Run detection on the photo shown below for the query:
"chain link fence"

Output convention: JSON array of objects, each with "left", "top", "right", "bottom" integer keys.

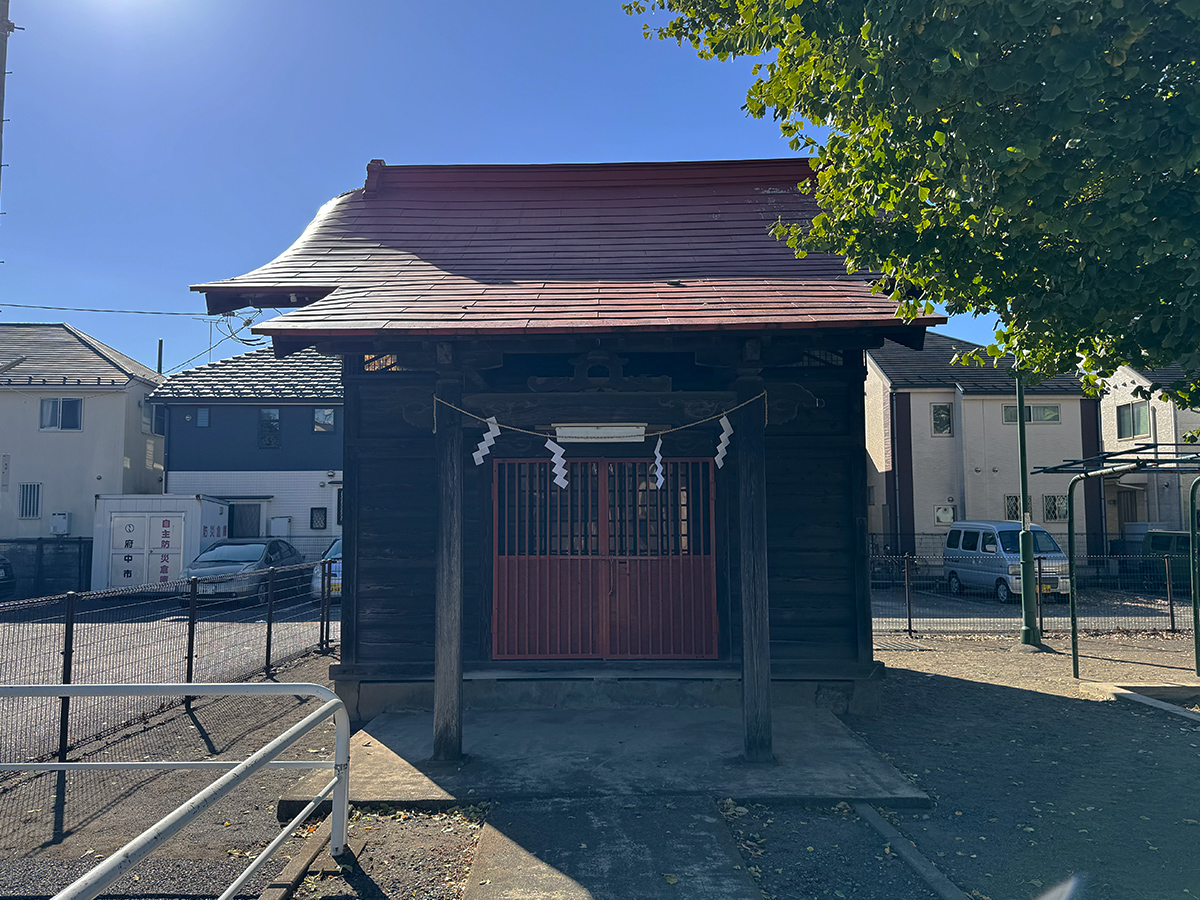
[
  {"left": 871, "top": 551, "right": 1197, "bottom": 635},
  {"left": 0, "top": 561, "right": 340, "bottom": 770}
]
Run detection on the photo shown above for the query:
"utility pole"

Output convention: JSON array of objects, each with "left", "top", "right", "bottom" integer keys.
[{"left": 0, "top": 0, "right": 20, "bottom": 217}]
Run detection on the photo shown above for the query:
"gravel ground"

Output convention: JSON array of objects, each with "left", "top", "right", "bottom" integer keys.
[
  {"left": 847, "top": 632, "right": 1200, "bottom": 900},
  {"left": 0, "top": 651, "right": 341, "bottom": 899},
  {"left": 295, "top": 804, "right": 486, "bottom": 900}
]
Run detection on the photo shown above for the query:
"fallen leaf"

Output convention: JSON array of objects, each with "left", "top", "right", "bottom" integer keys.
[{"left": 663, "top": 873, "right": 679, "bottom": 884}]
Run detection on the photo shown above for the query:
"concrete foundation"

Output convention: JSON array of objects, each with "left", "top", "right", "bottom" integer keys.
[{"left": 335, "top": 669, "right": 883, "bottom": 725}]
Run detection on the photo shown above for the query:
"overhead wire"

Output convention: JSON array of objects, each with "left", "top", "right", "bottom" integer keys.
[{"left": 0, "top": 302, "right": 208, "bottom": 317}]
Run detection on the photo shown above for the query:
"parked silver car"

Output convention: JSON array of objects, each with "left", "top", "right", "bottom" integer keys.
[
  {"left": 310, "top": 537, "right": 342, "bottom": 600},
  {"left": 183, "top": 538, "right": 305, "bottom": 605},
  {"left": 943, "top": 520, "right": 1068, "bottom": 603}
]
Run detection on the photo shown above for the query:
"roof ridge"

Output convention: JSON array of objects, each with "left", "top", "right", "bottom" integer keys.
[{"left": 61, "top": 324, "right": 162, "bottom": 383}]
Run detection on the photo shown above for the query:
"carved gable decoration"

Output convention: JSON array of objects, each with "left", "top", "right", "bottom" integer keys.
[
  {"left": 527, "top": 350, "right": 672, "bottom": 393},
  {"left": 767, "top": 382, "right": 824, "bottom": 424}
]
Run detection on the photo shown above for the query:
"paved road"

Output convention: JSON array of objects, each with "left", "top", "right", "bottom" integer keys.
[{"left": 872, "top": 584, "right": 1190, "bottom": 634}]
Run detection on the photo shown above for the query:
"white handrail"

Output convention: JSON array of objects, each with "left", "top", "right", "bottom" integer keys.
[{"left": 0, "top": 682, "right": 349, "bottom": 900}]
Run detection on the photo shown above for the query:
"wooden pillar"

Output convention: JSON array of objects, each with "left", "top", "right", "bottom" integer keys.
[
  {"left": 736, "top": 374, "right": 773, "bottom": 762},
  {"left": 433, "top": 377, "right": 463, "bottom": 761}
]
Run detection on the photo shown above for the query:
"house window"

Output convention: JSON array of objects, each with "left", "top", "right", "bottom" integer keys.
[
  {"left": 196, "top": 407, "right": 210, "bottom": 427},
  {"left": 867, "top": 485, "right": 875, "bottom": 506},
  {"left": 141, "top": 401, "right": 166, "bottom": 436},
  {"left": 1116, "top": 401, "right": 1150, "bottom": 440},
  {"left": 228, "top": 503, "right": 261, "bottom": 538},
  {"left": 934, "top": 505, "right": 956, "bottom": 526},
  {"left": 1003, "top": 404, "right": 1060, "bottom": 424},
  {"left": 39, "top": 398, "right": 82, "bottom": 431},
  {"left": 18, "top": 483, "right": 41, "bottom": 519},
  {"left": 337, "top": 488, "right": 343, "bottom": 525},
  {"left": 1004, "top": 494, "right": 1033, "bottom": 520},
  {"left": 258, "top": 408, "right": 281, "bottom": 449},
  {"left": 930, "top": 403, "right": 953, "bottom": 436},
  {"left": 310, "top": 507, "right": 328, "bottom": 530},
  {"left": 1044, "top": 494, "right": 1069, "bottom": 522},
  {"left": 313, "top": 408, "right": 335, "bottom": 433}
]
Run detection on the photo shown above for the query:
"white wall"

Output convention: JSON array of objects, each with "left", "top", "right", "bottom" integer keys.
[
  {"left": 0, "top": 383, "right": 163, "bottom": 539},
  {"left": 906, "top": 388, "right": 959, "bottom": 531},
  {"left": 1099, "top": 367, "right": 1197, "bottom": 533},
  {"left": 905, "top": 391, "right": 1086, "bottom": 545},
  {"left": 165, "top": 470, "right": 343, "bottom": 561},
  {"left": 863, "top": 358, "right": 891, "bottom": 536}
]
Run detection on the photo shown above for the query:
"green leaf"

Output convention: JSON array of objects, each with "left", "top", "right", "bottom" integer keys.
[{"left": 627, "top": 0, "right": 1200, "bottom": 394}]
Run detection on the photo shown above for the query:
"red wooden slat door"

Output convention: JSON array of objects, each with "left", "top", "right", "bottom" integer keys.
[{"left": 493, "top": 458, "right": 717, "bottom": 660}]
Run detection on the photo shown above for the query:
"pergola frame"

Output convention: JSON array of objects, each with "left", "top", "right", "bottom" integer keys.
[{"left": 1034, "top": 445, "right": 1200, "bottom": 678}]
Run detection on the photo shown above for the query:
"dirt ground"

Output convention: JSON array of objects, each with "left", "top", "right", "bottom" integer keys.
[
  {"left": 295, "top": 805, "right": 486, "bottom": 900},
  {"left": 5, "top": 634, "right": 1199, "bottom": 900},
  {"left": 843, "top": 632, "right": 1200, "bottom": 900},
  {"left": 0, "top": 651, "right": 343, "bottom": 898},
  {"left": 720, "top": 798, "right": 940, "bottom": 900},
  {"left": 298, "top": 633, "right": 1200, "bottom": 900}
]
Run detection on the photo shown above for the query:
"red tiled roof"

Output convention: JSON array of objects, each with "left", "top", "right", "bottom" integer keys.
[{"left": 192, "top": 158, "right": 939, "bottom": 340}]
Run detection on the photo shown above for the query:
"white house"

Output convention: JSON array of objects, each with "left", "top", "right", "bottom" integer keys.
[
  {"left": 0, "top": 323, "right": 165, "bottom": 541},
  {"left": 1099, "top": 364, "right": 1200, "bottom": 545},
  {"left": 865, "top": 333, "right": 1104, "bottom": 556}
]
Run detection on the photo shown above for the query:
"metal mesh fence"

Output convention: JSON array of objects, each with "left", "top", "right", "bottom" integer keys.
[
  {"left": 0, "top": 561, "right": 339, "bottom": 768},
  {"left": 0, "top": 537, "right": 92, "bottom": 601},
  {"left": 871, "top": 552, "right": 1198, "bottom": 635}
]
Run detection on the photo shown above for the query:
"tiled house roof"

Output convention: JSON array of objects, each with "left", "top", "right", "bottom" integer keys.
[
  {"left": 868, "top": 332, "right": 1085, "bottom": 395},
  {"left": 192, "top": 158, "right": 941, "bottom": 346},
  {"left": 149, "top": 347, "right": 342, "bottom": 402},
  {"left": 0, "top": 323, "right": 162, "bottom": 386}
]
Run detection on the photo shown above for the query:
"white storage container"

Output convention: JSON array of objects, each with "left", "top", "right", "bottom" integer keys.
[{"left": 91, "top": 494, "right": 228, "bottom": 591}]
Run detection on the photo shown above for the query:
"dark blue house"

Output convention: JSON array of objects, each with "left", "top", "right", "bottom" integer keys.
[{"left": 150, "top": 347, "right": 343, "bottom": 560}]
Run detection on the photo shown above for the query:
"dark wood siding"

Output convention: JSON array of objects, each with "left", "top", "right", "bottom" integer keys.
[
  {"left": 339, "top": 338, "right": 881, "bottom": 678},
  {"left": 354, "top": 449, "right": 437, "bottom": 663},
  {"left": 759, "top": 368, "right": 865, "bottom": 665}
]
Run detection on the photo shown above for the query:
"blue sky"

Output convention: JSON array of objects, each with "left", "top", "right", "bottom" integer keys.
[{"left": 0, "top": 0, "right": 994, "bottom": 372}]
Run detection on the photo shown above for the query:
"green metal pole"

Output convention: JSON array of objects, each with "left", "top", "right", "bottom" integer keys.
[
  {"left": 1016, "top": 373, "right": 1039, "bottom": 645},
  {"left": 1191, "top": 477, "right": 1200, "bottom": 677}
]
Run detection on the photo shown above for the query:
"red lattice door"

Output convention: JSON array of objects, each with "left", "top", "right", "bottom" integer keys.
[{"left": 493, "top": 458, "right": 717, "bottom": 659}]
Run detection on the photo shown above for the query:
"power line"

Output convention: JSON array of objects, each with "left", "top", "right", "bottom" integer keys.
[
  {"left": 164, "top": 313, "right": 265, "bottom": 374},
  {"left": 0, "top": 302, "right": 210, "bottom": 317}
]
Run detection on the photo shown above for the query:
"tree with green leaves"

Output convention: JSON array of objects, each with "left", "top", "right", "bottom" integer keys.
[{"left": 626, "top": 0, "right": 1200, "bottom": 400}]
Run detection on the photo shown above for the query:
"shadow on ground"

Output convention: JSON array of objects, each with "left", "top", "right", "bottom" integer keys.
[{"left": 846, "top": 661, "right": 1200, "bottom": 900}]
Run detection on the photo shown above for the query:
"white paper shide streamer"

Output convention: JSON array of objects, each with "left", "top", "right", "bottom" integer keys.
[
  {"left": 472, "top": 416, "right": 501, "bottom": 466},
  {"left": 714, "top": 415, "right": 733, "bottom": 468},
  {"left": 545, "top": 438, "right": 569, "bottom": 488},
  {"left": 652, "top": 437, "right": 665, "bottom": 489}
]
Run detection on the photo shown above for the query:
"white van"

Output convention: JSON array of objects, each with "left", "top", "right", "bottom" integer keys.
[{"left": 943, "top": 520, "right": 1068, "bottom": 603}]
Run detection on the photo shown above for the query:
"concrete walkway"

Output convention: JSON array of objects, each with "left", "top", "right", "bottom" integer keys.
[
  {"left": 282, "top": 707, "right": 927, "bottom": 899},
  {"left": 296, "top": 707, "right": 928, "bottom": 807}
]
